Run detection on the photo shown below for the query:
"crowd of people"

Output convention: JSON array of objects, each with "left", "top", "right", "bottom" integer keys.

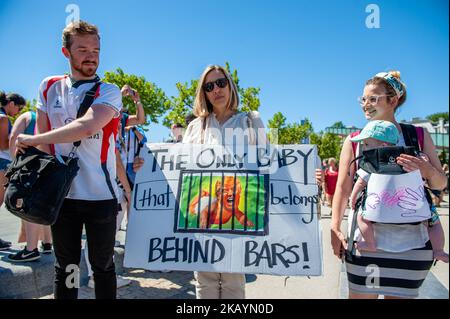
[{"left": 0, "top": 20, "right": 448, "bottom": 299}]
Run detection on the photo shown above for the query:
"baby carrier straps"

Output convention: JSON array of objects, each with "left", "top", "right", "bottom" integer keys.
[
  {"left": 346, "top": 131, "right": 362, "bottom": 260},
  {"left": 346, "top": 124, "right": 430, "bottom": 259},
  {"left": 400, "top": 123, "right": 436, "bottom": 205}
]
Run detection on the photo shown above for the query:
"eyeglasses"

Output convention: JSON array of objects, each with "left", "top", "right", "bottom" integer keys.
[
  {"left": 357, "top": 95, "right": 394, "bottom": 105},
  {"left": 203, "top": 78, "right": 228, "bottom": 93}
]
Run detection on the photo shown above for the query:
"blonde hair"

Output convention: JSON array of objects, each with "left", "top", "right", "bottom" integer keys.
[
  {"left": 193, "top": 65, "right": 239, "bottom": 118},
  {"left": 366, "top": 70, "right": 407, "bottom": 111},
  {"left": 62, "top": 20, "right": 100, "bottom": 50}
]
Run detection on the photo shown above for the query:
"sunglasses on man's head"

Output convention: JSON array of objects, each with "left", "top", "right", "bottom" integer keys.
[{"left": 203, "top": 78, "right": 228, "bottom": 93}]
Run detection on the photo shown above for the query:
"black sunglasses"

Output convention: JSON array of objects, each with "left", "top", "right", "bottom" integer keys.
[{"left": 203, "top": 78, "right": 228, "bottom": 93}]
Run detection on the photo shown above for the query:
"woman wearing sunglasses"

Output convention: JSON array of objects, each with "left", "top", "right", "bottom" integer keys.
[
  {"left": 182, "top": 65, "right": 266, "bottom": 299},
  {"left": 330, "top": 70, "right": 447, "bottom": 299}
]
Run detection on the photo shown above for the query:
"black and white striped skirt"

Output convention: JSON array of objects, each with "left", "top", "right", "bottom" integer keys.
[{"left": 345, "top": 241, "right": 434, "bottom": 298}]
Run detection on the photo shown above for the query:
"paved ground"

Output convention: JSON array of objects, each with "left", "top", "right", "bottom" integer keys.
[{"left": 1, "top": 197, "right": 448, "bottom": 299}]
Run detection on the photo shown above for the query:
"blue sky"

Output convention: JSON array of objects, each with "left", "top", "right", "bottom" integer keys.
[{"left": 0, "top": 0, "right": 448, "bottom": 142}]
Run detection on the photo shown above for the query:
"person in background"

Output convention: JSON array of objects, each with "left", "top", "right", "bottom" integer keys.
[
  {"left": 166, "top": 114, "right": 197, "bottom": 144},
  {"left": 8, "top": 110, "right": 53, "bottom": 261},
  {"left": 116, "top": 85, "right": 146, "bottom": 188},
  {"left": 0, "top": 91, "right": 25, "bottom": 251},
  {"left": 166, "top": 123, "right": 184, "bottom": 143},
  {"left": 122, "top": 125, "right": 147, "bottom": 187},
  {"left": 119, "top": 85, "right": 146, "bottom": 136},
  {"left": 319, "top": 158, "right": 328, "bottom": 203},
  {"left": 323, "top": 157, "right": 338, "bottom": 207}
]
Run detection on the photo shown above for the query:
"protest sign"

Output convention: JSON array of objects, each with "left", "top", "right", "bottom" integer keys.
[{"left": 124, "top": 143, "right": 322, "bottom": 276}]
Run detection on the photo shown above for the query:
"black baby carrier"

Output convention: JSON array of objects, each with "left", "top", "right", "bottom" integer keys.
[
  {"left": 3, "top": 82, "right": 101, "bottom": 225},
  {"left": 346, "top": 124, "right": 434, "bottom": 259}
]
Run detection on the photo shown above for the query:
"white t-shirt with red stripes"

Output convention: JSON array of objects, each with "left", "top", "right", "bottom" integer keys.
[{"left": 36, "top": 75, "right": 122, "bottom": 201}]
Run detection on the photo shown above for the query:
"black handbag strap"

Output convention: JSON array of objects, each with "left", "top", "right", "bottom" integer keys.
[
  {"left": 73, "top": 82, "right": 102, "bottom": 147},
  {"left": 346, "top": 187, "right": 366, "bottom": 261}
]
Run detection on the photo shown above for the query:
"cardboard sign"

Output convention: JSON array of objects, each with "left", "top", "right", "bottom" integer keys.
[
  {"left": 124, "top": 143, "right": 322, "bottom": 276},
  {"left": 363, "top": 170, "right": 432, "bottom": 223}
]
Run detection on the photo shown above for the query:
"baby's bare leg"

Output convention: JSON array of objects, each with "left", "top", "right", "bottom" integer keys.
[{"left": 357, "top": 214, "right": 377, "bottom": 252}]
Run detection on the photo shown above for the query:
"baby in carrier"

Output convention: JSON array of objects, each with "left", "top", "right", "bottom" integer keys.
[{"left": 349, "top": 120, "right": 448, "bottom": 262}]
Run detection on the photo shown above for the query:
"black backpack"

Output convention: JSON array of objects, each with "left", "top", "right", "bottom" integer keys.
[{"left": 3, "top": 82, "right": 101, "bottom": 225}]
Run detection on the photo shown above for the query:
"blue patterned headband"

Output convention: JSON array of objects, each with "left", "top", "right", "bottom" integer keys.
[{"left": 375, "top": 72, "right": 405, "bottom": 98}]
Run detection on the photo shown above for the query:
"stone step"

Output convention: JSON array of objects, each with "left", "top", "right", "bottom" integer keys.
[{"left": 0, "top": 245, "right": 125, "bottom": 299}]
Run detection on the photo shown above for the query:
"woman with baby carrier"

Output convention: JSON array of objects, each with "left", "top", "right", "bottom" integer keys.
[{"left": 330, "top": 70, "right": 448, "bottom": 299}]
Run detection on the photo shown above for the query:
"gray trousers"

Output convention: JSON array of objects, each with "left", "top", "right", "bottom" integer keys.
[{"left": 194, "top": 271, "right": 245, "bottom": 299}]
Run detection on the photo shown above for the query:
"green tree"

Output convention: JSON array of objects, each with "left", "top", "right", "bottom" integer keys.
[
  {"left": 224, "top": 62, "right": 261, "bottom": 113},
  {"left": 319, "top": 133, "right": 341, "bottom": 160},
  {"left": 163, "top": 62, "right": 261, "bottom": 128},
  {"left": 267, "top": 111, "right": 286, "bottom": 129},
  {"left": 309, "top": 132, "right": 322, "bottom": 151},
  {"left": 163, "top": 80, "right": 198, "bottom": 128},
  {"left": 267, "top": 112, "right": 313, "bottom": 144},
  {"left": 426, "top": 112, "right": 449, "bottom": 124},
  {"left": 310, "top": 132, "right": 323, "bottom": 162},
  {"left": 309, "top": 131, "right": 341, "bottom": 160},
  {"left": 103, "top": 68, "right": 169, "bottom": 125}
]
